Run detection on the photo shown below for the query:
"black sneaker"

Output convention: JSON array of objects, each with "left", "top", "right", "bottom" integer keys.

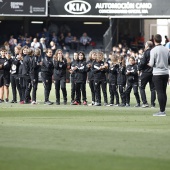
[
  {"left": 151, "top": 103, "right": 156, "bottom": 108},
  {"left": 44, "top": 101, "right": 53, "bottom": 105},
  {"left": 119, "top": 103, "right": 126, "bottom": 107},
  {"left": 56, "top": 101, "right": 60, "bottom": 105},
  {"left": 10, "top": 100, "right": 17, "bottom": 103},
  {"left": 63, "top": 101, "right": 67, "bottom": 105},
  {"left": 0, "top": 99, "right": 2, "bottom": 103},
  {"left": 24, "top": 100, "right": 31, "bottom": 104}
]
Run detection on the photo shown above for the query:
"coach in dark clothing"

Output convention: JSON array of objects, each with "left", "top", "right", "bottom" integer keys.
[
  {"left": 41, "top": 49, "right": 54, "bottom": 105},
  {"left": 149, "top": 34, "right": 170, "bottom": 116},
  {"left": 138, "top": 41, "right": 156, "bottom": 108}
]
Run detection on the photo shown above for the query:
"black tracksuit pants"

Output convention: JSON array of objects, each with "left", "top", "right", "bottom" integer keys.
[
  {"left": 31, "top": 76, "right": 38, "bottom": 102},
  {"left": 152, "top": 75, "right": 169, "bottom": 112},
  {"left": 109, "top": 83, "right": 119, "bottom": 104},
  {"left": 118, "top": 85, "right": 126, "bottom": 104},
  {"left": 23, "top": 76, "right": 31, "bottom": 102},
  {"left": 75, "top": 82, "right": 86, "bottom": 103},
  {"left": 71, "top": 76, "right": 76, "bottom": 101},
  {"left": 139, "top": 73, "right": 156, "bottom": 105},
  {"left": 125, "top": 82, "right": 140, "bottom": 105},
  {"left": 54, "top": 78, "right": 67, "bottom": 102},
  {"left": 94, "top": 80, "right": 108, "bottom": 104},
  {"left": 41, "top": 73, "right": 52, "bottom": 102},
  {"left": 89, "top": 80, "right": 95, "bottom": 102},
  {"left": 10, "top": 75, "right": 22, "bottom": 102}
]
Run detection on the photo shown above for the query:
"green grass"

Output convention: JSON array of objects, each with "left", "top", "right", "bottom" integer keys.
[{"left": 0, "top": 83, "right": 170, "bottom": 170}]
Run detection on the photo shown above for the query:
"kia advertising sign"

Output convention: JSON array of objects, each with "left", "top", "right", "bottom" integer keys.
[
  {"left": 64, "top": 0, "right": 91, "bottom": 14},
  {"left": 0, "top": 0, "right": 48, "bottom": 16},
  {"left": 50, "top": 0, "right": 170, "bottom": 18}
]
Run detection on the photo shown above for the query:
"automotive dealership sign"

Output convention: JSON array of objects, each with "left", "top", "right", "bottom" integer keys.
[
  {"left": 0, "top": 0, "right": 47, "bottom": 16},
  {"left": 50, "top": 0, "right": 170, "bottom": 18}
]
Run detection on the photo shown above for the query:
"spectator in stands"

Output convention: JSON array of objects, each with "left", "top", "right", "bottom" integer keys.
[
  {"left": 31, "top": 38, "right": 40, "bottom": 50},
  {"left": 34, "top": 33, "right": 40, "bottom": 41},
  {"left": 8, "top": 35, "right": 15, "bottom": 47},
  {"left": 10, "top": 39, "right": 18, "bottom": 55},
  {"left": 165, "top": 35, "right": 169, "bottom": 45},
  {"left": 23, "top": 38, "right": 31, "bottom": 47},
  {"left": 65, "top": 32, "right": 74, "bottom": 49},
  {"left": 49, "top": 41, "right": 56, "bottom": 55},
  {"left": 80, "top": 32, "right": 91, "bottom": 49},
  {"left": 58, "top": 33, "right": 66, "bottom": 50},
  {"left": 51, "top": 32, "right": 58, "bottom": 45},
  {"left": 4, "top": 41, "right": 11, "bottom": 54},
  {"left": 40, "top": 38, "right": 47, "bottom": 58},
  {"left": 71, "top": 36, "right": 79, "bottom": 51},
  {"left": 42, "top": 28, "right": 50, "bottom": 45}
]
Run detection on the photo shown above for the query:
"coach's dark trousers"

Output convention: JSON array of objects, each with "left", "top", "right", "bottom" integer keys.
[
  {"left": 152, "top": 74, "right": 169, "bottom": 112},
  {"left": 139, "top": 73, "right": 156, "bottom": 105}
]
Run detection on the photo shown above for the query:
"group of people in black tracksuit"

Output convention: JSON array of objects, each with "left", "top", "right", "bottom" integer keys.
[
  {"left": 0, "top": 41, "right": 157, "bottom": 107},
  {"left": 69, "top": 41, "right": 156, "bottom": 107},
  {"left": 0, "top": 45, "right": 42, "bottom": 104}
]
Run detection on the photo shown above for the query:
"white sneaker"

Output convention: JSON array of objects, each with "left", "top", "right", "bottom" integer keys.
[
  {"left": 106, "top": 104, "right": 113, "bottom": 106},
  {"left": 31, "top": 101, "right": 36, "bottom": 105},
  {"left": 153, "top": 112, "right": 166, "bottom": 116},
  {"left": 88, "top": 101, "right": 95, "bottom": 106}
]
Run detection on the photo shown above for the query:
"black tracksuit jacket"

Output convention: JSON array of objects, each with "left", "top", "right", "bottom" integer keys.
[
  {"left": 53, "top": 58, "right": 67, "bottom": 80},
  {"left": 74, "top": 60, "right": 87, "bottom": 83},
  {"left": 92, "top": 61, "right": 107, "bottom": 81}
]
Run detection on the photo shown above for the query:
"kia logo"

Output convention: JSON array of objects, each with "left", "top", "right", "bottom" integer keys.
[{"left": 64, "top": 0, "right": 91, "bottom": 14}]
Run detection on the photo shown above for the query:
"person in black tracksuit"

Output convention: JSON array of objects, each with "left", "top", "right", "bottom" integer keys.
[
  {"left": 22, "top": 48, "right": 32, "bottom": 103},
  {"left": 53, "top": 49, "right": 67, "bottom": 105},
  {"left": 0, "top": 49, "right": 11, "bottom": 103},
  {"left": 72, "top": 51, "right": 87, "bottom": 105},
  {"left": 30, "top": 48, "right": 41, "bottom": 104},
  {"left": 92, "top": 51, "right": 108, "bottom": 106},
  {"left": 107, "top": 54, "right": 119, "bottom": 106},
  {"left": 125, "top": 56, "right": 140, "bottom": 107},
  {"left": 19, "top": 46, "right": 30, "bottom": 104},
  {"left": 138, "top": 41, "right": 156, "bottom": 108},
  {"left": 41, "top": 48, "right": 54, "bottom": 105},
  {"left": 86, "top": 51, "right": 97, "bottom": 106},
  {"left": 69, "top": 52, "right": 78, "bottom": 104},
  {"left": 117, "top": 55, "right": 126, "bottom": 107},
  {"left": 10, "top": 46, "right": 22, "bottom": 103}
]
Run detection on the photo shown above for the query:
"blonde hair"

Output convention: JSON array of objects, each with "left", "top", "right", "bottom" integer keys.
[
  {"left": 96, "top": 51, "right": 104, "bottom": 61},
  {"left": 88, "top": 51, "right": 97, "bottom": 60}
]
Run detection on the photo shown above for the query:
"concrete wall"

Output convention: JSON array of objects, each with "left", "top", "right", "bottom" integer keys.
[{"left": 144, "top": 19, "right": 157, "bottom": 42}]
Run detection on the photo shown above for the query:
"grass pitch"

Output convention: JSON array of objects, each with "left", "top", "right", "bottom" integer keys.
[{"left": 0, "top": 83, "right": 170, "bottom": 170}]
